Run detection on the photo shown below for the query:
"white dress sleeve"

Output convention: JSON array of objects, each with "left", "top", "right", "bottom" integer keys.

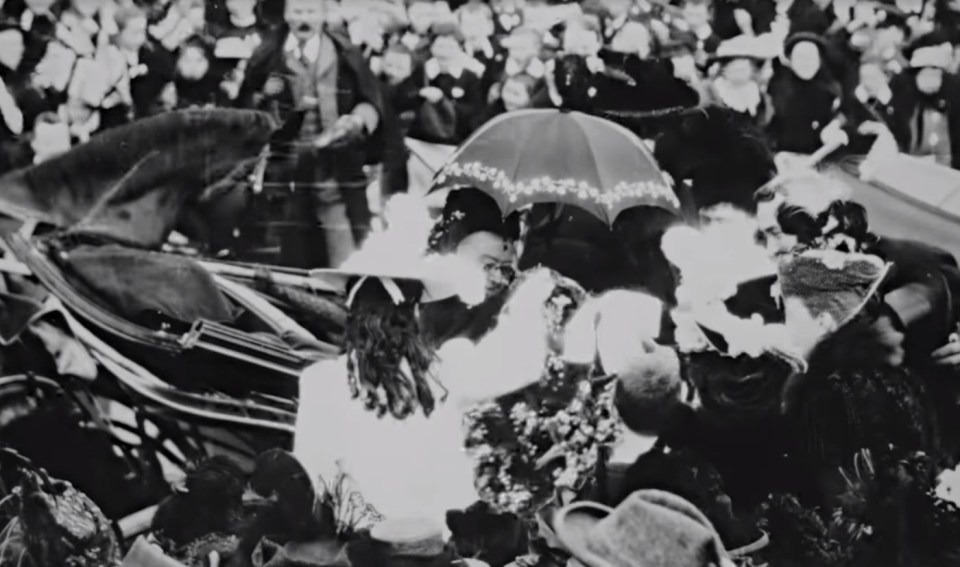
[{"left": 293, "top": 357, "right": 479, "bottom": 532}]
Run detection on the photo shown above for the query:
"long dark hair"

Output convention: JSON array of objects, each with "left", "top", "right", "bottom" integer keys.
[
  {"left": 344, "top": 277, "right": 441, "bottom": 419},
  {"left": 773, "top": 199, "right": 878, "bottom": 253}
]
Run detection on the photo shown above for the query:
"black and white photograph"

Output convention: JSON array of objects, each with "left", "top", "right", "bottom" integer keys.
[{"left": 1, "top": 0, "right": 960, "bottom": 565}]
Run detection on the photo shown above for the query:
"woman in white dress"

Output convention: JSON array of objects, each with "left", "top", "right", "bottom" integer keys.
[
  {"left": 292, "top": 183, "right": 562, "bottom": 534},
  {"left": 293, "top": 263, "right": 572, "bottom": 532}
]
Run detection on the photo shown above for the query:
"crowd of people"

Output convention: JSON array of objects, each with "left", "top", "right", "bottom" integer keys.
[
  {"left": 7, "top": 0, "right": 960, "bottom": 566},
  {"left": 3, "top": 0, "right": 960, "bottom": 267}
]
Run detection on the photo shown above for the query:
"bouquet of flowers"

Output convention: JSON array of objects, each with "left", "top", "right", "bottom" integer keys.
[
  {"left": 758, "top": 450, "right": 960, "bottom": 567},
  {"left": 461, "top": 271, "right": 621, "bottom": 516}
]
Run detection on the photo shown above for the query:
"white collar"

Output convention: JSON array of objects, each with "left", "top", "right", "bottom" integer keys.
[
  {"left": 425, "top": 58, "right": 463, "bottom": 80},
  {"left": 855, "top": 84, "right": 892, "bottom": 105},
  {"left": 230, "top": 13, "right": 258, "bottom": 29},
  {"left": 505, "top": 57, "right": 545, "bottom": 79},
  {"left": 284, "top": 33, "right": 321, "bottom": 63}
]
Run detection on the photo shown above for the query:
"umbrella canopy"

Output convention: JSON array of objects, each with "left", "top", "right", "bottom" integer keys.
[{"left": 431, "top": 109, "right": 679, "bottom": 226}]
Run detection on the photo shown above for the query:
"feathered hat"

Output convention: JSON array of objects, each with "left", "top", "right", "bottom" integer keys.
[{"left": 778, "top": 249, "right": 890, "bottom": 330}]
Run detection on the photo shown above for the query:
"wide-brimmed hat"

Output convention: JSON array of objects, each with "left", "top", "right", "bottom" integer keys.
[
  {"left": 778, "top": 249, "right": 890, "bottom": 329},
  {"left": 906, "top": 32, "right": 953, "bottom": 70},
  {"left": 554, "top": 490, "right": 736, "bottom": 567},
  {"left": 783, "top": 32, "right": 829, "bottom": 56},
  {"left": 310, "top": 253, "right": 487, "bottom": 308},
  {"left": 370, "top": 518, "right": 446, "bottom": 558}
]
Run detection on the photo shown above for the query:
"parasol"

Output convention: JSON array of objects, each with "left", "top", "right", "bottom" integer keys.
[{"left": 430, "top": 109, "right": 679, "bottom": 226}]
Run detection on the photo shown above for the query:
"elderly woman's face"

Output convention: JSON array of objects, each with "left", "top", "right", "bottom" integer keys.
[
  {"left": 916, "top": 67, "right": 944, "bottom": 94},
  {"left": 722, "top": 58, "right": 755, "bottom": 86},
  {"left": 455, "top": 231, "right": 518, "bottom": 296},
  {"left": 790, "top": 41, "right": 822, "bottom": 80}
]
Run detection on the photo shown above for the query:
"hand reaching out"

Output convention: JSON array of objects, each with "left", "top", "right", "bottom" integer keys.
[{"left": 932, "top": 333, "right": 960, "bottom": 369}]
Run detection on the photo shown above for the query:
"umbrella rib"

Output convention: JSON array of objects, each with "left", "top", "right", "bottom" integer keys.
[
  {"left": 507, "top": 115, "right": 543, "bottom": 204},
  {"left": 574, "top": 115, "right": 610, "bottom": 225}
]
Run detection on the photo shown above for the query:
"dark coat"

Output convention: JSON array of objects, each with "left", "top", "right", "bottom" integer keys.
[
  {"left": 132, "top": 43, "right": 177, "bottom": 119},
  {"left": 870, "top": 237, "right": 960, "bottom": 361},
  {"left": 839, "top": 87, "right": 906, "bottom": 155},
  {"left": 396, "top": 62, "right": 484, "bottom": 146},
  {"left": 236, "top": 27, "right": 406, "bottom": 267},
  {"left": 888, "top": 71, "right": 960, "bottom": 169},
  {"left": 653, "top": 105, "right": 777, "bottom": 213},
  {"left": 238, "top": 26, "right": 401, "bottom": 173},
  {"left": 766, "top": 64, "right": 843, "bottom": 154}
]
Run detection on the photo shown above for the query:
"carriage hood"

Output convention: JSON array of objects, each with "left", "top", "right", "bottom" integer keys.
[{"left": 0, "top": 109, "right": 279, "bottom": 249}]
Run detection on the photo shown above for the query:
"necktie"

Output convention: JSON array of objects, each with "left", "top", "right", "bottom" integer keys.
[{"left": 299, "top": 41, "right": 310, "bottom": 69}]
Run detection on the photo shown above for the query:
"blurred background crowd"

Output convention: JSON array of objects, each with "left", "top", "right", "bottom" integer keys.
[{"left": 2, "top": 0, "right": 960, "bottom": 265}]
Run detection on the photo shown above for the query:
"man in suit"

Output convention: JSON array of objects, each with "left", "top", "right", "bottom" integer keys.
[{"left": 238, "top": 0, "right": 403, "bottom": 268}]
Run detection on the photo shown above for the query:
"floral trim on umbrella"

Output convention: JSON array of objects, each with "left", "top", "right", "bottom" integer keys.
[{"left": 436, "top": 161, "right": 680, "bottom": 212}]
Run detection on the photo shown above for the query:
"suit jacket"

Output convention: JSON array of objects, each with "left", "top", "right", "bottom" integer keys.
[{"left": 238, "top": 26, "right": 405, "bottom": 192}]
